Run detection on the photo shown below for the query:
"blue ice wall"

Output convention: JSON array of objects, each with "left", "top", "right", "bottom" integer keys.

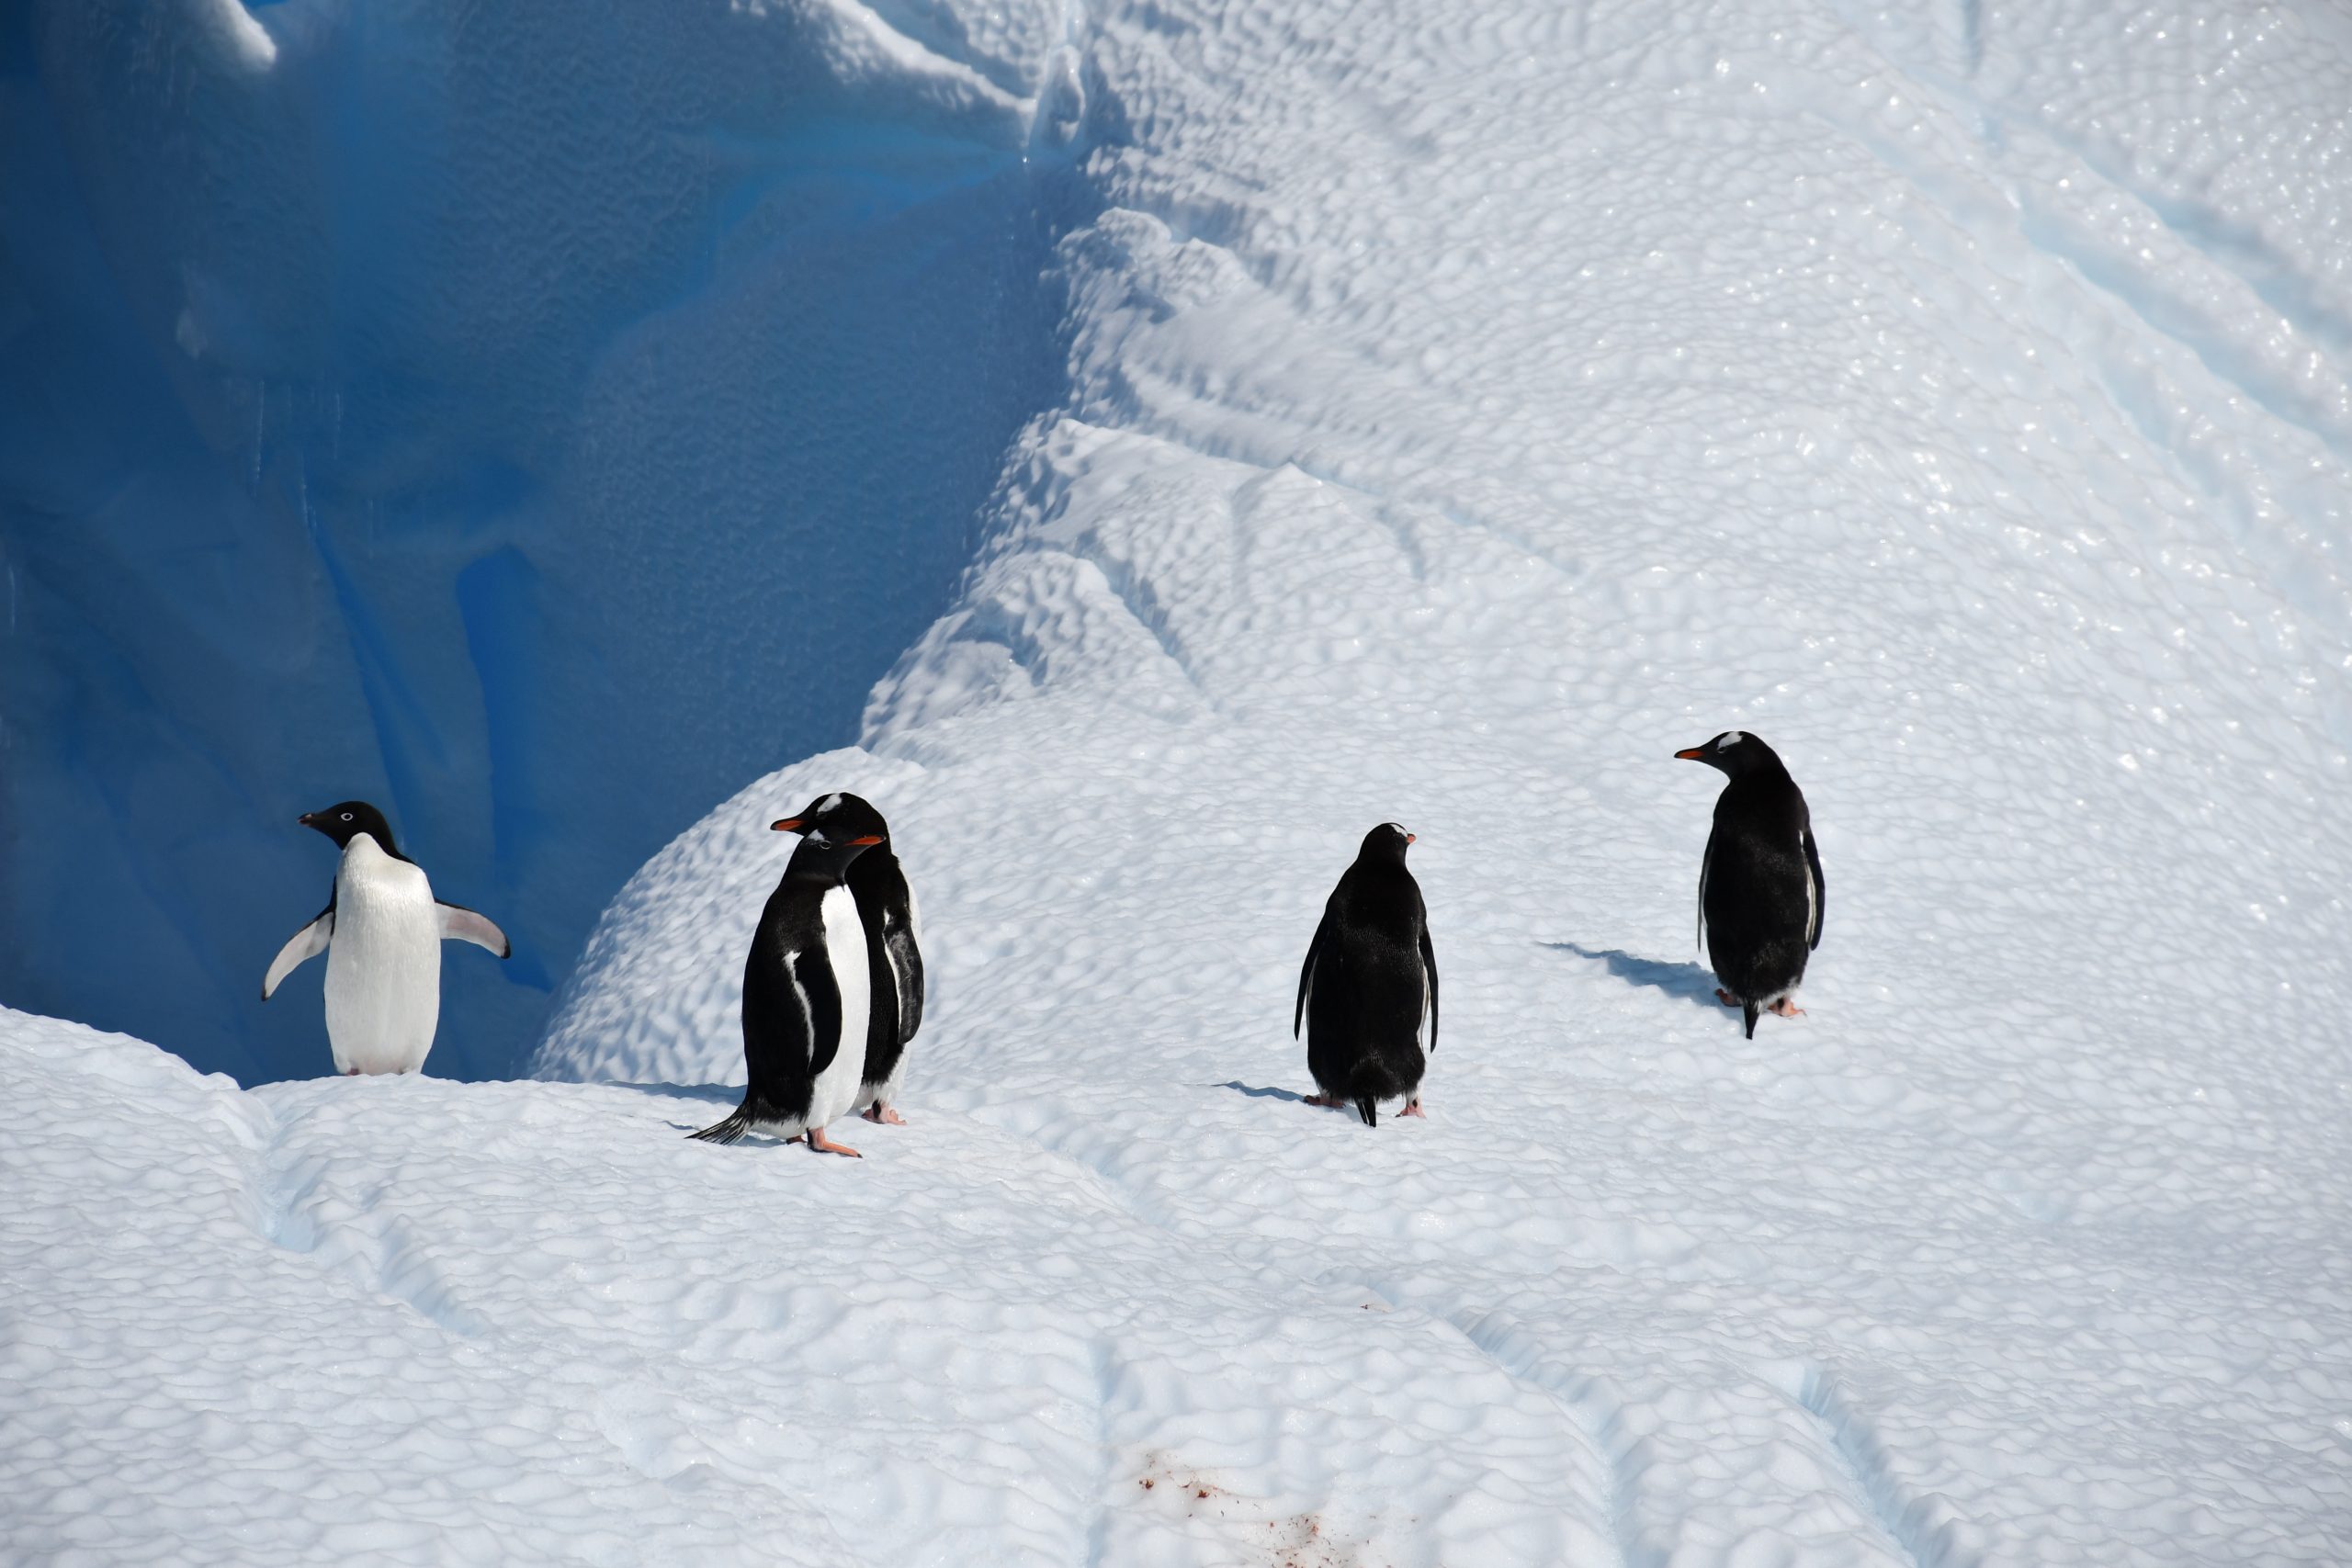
[{"left": 0, "top": 0, "right": 1076, "bottom": 1083}]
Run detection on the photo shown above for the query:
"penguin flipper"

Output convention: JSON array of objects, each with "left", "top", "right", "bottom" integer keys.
[
  {"left": 1295, "top": 915, "right": 1329, "bottom": 1039},
  {"left": 1742, "top": 1000, "right": 1759, "bottom": 1040},
  {"left": 1802, "top": 828, "right": 1825, "bottom": 950},
  {"left": 886, "top": 919, "right": 925, "bottom": 1045},
  {"left": 796, "top": 949, "right": 846, "bottom": 1080},
  {"left": 1419, "top": 922, "right": 1439, "bottom": 1055},
  {"left": 1355, "top": 1094, "right": 1378, "bottom": 1128},
  {"left": 1695, "top": 836, "right": 1713, "bottom": 957},
  {"left": 436, "top": 901, "right": 512, "bottom": 958},
  {"left": 262, "top": 904, "right": 334, "bottom": 999}
]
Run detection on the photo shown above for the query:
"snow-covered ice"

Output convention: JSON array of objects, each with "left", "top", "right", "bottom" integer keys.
[{"left": 9, "top": 0, "right": 2352, "bottom": 1562}]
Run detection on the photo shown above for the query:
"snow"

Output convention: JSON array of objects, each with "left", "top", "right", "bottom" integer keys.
[{"left": 8, "top": 0, "right": 2352, "bottom": 1563}]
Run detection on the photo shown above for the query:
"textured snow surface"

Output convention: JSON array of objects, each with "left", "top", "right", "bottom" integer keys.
[{"left": 14, "top": 0, "right": 2352, "bottom": 1562}]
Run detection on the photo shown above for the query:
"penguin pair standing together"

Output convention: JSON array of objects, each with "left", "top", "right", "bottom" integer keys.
[
  {"left": 691, "top": 793, "right": 924, "bottom": 1156},
  {"left": 1290, "top": 733, "right": 1824, "bottom": 1124}
]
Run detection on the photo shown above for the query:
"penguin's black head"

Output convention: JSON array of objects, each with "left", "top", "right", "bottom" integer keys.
[
  {"left": 1359, "top": 821, "right": 1417, "bottom": 862},
  {"left": 298, "top": 800, "right": 402, "bottom": 856},
  {"left": 771, "top": 791, "right": 889, "bottom": 848},
  {"left": 771, "top": 792, "right": 888, "bottom": 870},
  {"left": 1674, "top": 730, "right": 1779, "bottom": 775}
]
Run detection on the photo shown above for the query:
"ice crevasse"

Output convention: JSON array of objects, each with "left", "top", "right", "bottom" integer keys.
[{"left": 0, "top": 0, "right": 1083, "bottom": 1082}]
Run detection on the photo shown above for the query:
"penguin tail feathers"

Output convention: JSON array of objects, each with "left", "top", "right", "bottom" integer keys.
[
  {"left": 1355, "top": 1095, "right": 1379, "bottom": 1128},
  {"left": 688, "top": 1105, "right": 755, "bottom": 1145},
  {"left": 1742, "top": 1001, "right": 1759, "bottom": 1040}
]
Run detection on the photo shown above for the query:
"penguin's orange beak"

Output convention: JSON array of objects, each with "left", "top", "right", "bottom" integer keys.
[
  {"left": 771, "top": 818, "right": 803, "bottom": 832},
  {"left": 848, "top": 834, "right": 884, "bottom": 847},
  {"left": 1674, "top": 747, "right": 1706, "bottom": 761},
  {"left": 1405, "top": 832, "right": 1417, "bottom": 843}
]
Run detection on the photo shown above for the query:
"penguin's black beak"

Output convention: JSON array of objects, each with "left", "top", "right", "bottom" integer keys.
[
  {"left": 770, "top": 818, "right": 804, "bottom": 833},
  {"left": 1674, "top": 747, "right": 1707, "bottom": 761},
  {"left": 297, "top": 811, "right": 321, "bottom": 827}
]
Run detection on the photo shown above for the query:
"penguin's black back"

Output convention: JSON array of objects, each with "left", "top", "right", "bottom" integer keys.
[
  {"left": 731, "top": 859, "right": 850, "bottom": 1128},
  {"left": 848, "top": 842, "right": 923, "bottom": 1085},
  {"left": 1297, "top": 829, "right": 1435, "bottom": 1124},
  {"left": 1701, "top": 760, "right": 1818, "bottom": 1034}
]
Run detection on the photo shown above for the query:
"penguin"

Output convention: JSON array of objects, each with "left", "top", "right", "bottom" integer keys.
[
  {"left": 689, "top": 795, "right": 881, "bottom": 1155},
  {"left": 772, "top": 793, "right": 927, "bottom": 1127},
  {"left": 261, "top": 801, "right": 511, "bottom": 1076},
  {"left": 1675, "top": 731, "right": 1825, "bottom": 1039},
  {"left": 1293, "top": 822, "right": 1439, "bottom": 1127}
]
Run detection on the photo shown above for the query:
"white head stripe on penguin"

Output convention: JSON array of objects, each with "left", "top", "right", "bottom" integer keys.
[{"left": 1720, "top": 731, "right": 1745, "bottom": 748}]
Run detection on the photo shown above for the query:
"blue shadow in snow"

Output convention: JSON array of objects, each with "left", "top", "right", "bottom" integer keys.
[
  {"left": 1213, "top": 1080, "right": 1308, "bottom": 1104},
  {"left": 1544, "top": 942, "right": 1725, "bottom": 1011}
]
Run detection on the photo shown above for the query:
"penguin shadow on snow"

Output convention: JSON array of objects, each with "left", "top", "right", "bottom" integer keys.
[
  {"left": 1545, "top": 942, "right": 1723, "bottom": 1011},
  {"left": 1211, "top": 1080, "right": 1309, "bottom": 1104},
  {"left": 601, "top": 1082, "right": 764, "bottom": 1137}
]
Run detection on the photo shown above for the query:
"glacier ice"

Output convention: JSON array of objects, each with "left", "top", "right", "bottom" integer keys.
[{"left": 0, "top": 0, "right": 1080, "bottom": 1083}]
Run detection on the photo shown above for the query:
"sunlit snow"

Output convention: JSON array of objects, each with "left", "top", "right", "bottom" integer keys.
[{"left": 6, "top": 0, "right": 2352, "bottom": 1563}]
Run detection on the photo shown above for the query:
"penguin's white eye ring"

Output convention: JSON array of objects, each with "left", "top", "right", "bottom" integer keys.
[{"left": 341, "top": 812, "right": 354, "bottom": 821}]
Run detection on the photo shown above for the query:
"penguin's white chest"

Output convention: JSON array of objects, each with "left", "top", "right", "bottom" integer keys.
[
  {"left": 323, "top": 838, "right": 442, "bottom": 1075},
  {"left": 808, "top": 885, "right": 871, "bottom": 1127}
]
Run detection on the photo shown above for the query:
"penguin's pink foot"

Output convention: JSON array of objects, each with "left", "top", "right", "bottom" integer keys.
[
  {"left": 1399, "top": 1100, "right": 1427, "bottom": 1119},
  {"left": 345, "top": 1068, "right": 361, "bottom": 1077},
  {"left": 786, "top": 1134, "right": 806, "bottom": 1145},
  {"left": 807, "top": 1126, "right": 863, "bottom": 1158},
  {"left": 1766, "top": 998, "right": 1806, "bottom": 1018},
  {"left": 1715, "top": 987, "right": 1742, "bottom": 1008},
  {"left": 1304, "top": 1093, "right": 1345, "bottom": 1110},
  {"left": 862, "top": 1103, "right": 907, "bottom": 1125}
]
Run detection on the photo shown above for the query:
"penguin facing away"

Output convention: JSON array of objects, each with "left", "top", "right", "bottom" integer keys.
[
  {"left": 1294, "top": 822, "right": 1439, "bottom": 1127},
  {"left": 690, "top": 796, "right": 882, "bottom": 1156},
  {"left": 772, "top": 793, "right": 925, "bottom": 1127},
  {"left": 1675, "top": 731, "right": 1825, "bottom": 1039},
  {"left": 261, "top": 801, "right": 512, "bottom": 1077}
]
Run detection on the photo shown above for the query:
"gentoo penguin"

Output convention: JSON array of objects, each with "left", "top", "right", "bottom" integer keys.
[
  {"left": 1294, "top": 822, "right": 1439, "bottom": 1127},
  {"left": 771, "top": 793, "right": 926, "bottom": 1126},
  {"left": 1675, "top": 731, "right": 1825, "bottom": 1038},
  {"left": 690, "top": 796, "right": 882, "bottom": 1155},
  {"left": 261, "top": 801, "right": 511, "bottom": 1076}
]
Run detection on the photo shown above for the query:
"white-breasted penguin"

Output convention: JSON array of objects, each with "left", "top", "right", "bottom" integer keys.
[
  {"left": 1294, "top": 822, "right": 1439, "bottom": 1127},
  {"left": 1675, "top": 731, "right": 1825, "bottom": 1038},
  {"left": 261, "top": 801, "right": 512, "bottom": 1076},
  {"left": 689, "top": 796, "right": 882, "bottom": 1156},
  {"left": 772, "top": 792, "right": 926, "bottom": 1127}
]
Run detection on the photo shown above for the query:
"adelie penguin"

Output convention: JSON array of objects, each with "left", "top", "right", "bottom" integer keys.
[
  {"left": 1294, "top": 823, "right": 1439, "bottom": 1127},
  {"left": 261, "top": 801, "right": 512, "bottom": 1076},
  {"left": 1676, "top": 731, "right": 1826, "bottom": 1039},
  {"left": 690, "top": 795, "right": 885, "bottom": 1155}
]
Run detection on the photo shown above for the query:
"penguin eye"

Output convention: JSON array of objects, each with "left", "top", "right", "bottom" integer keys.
[{"left": 341, "top": 812, "right": 354, "bottom": 821}]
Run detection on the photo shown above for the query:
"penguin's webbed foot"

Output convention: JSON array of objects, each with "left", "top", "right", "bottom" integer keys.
[
  {"left": 807, "top": 1126, "right": 864, "bottom": 1158},
  {"left": 1766, "top": 997, "right": 1806, "bottom": 1019},
  {"left": 1303, "top": 1093, "right": 1345, "bottom": 1110},
  {"left": 862, "top": 1102, "right": 907, "bottom": 1125},
  {"left": 1399, "top": 1099, "right": 1427, "bottom": 1119},
  {"left": 1714, "top": 987, "right": 1742, "bottom": 1008}
]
